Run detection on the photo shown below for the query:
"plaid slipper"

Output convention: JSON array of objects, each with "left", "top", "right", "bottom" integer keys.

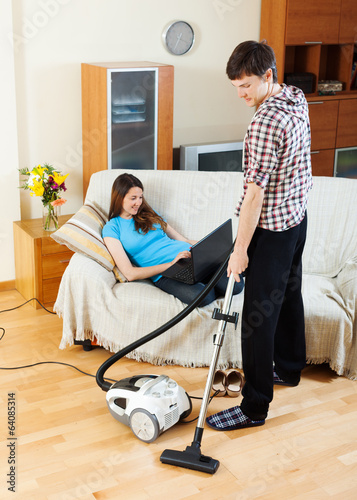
[
  {"left": 206, "top": 405, "right": 265, "bottom": 431},
  {"left": 273, "top": 370, "right": 299, "bottom": 387}
]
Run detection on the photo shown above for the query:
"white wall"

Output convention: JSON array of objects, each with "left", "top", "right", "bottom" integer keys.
[
  {"left": 1, "top": 0, "right": 21, "bottom": 283},
  {"left": 3, "top": 0, "right": 261, "bottom": 282}
]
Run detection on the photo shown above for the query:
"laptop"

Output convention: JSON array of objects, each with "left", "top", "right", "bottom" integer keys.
[{"left": 162, "top": 219, "right": 233, "bottom": 284}]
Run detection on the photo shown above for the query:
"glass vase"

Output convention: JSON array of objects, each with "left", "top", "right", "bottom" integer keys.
[{"left": 43, "top": 203, "right": 60, "bottom": 231}]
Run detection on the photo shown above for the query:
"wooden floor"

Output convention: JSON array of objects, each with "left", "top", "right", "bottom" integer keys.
[{"left": 1, "top": 289, "right": 357, "bottom": 500}]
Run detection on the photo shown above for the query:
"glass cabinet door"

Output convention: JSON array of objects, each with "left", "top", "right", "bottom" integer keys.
[{"left": 108, "top": 68, "right": 158, "bottom": 170}]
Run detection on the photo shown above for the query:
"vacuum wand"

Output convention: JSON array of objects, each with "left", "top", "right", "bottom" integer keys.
[{"left": 160, "top": 274, "right": 238, "bottom": 474}]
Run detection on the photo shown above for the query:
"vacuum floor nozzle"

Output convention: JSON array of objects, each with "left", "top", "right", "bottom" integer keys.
[{"left": 160, "top": 442, "right": 220, "bottom": 474}]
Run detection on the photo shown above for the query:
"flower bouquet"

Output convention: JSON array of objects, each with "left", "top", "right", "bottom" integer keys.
[{"left": 19, "top": 163, "right": 69, "bottom": 231}]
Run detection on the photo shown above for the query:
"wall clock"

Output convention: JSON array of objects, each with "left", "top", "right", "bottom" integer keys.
[{"left": 162, "top": 21, "right": 195, "bottom": 56}]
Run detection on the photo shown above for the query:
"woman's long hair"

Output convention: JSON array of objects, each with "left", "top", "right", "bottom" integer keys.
[{"left": 108, "top": 173, "right": 166, "bottom": 234}]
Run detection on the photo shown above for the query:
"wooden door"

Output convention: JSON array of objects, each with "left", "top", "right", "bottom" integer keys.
[
  {"left": 308, "top": 100, "right": 339, "bottom": 150},
  {"left": 286, "top": 0, "right": 341, "bottom": 44},
  {"left": 336, "top": 99, "right": 357, "bottom": 148},
  {"left": 310, "top": 149, "right": 335, "bottom": 176},
  {"left": 339, "top": 0, "right": 357, "bottom": 43}
]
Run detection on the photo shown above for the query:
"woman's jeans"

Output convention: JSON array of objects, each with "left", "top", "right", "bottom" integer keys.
[{"left": 154, "top": 271, "right": 244, "bottom": 307}]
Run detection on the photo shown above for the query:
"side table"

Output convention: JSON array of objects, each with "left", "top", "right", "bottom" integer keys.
[{"left": 13, "top": 214, "right": 74, "bottom": 309}]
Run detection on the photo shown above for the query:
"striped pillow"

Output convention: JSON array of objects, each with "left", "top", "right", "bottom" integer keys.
[{"left": 51, "top": 202, "right": 127, "bottom": 282}]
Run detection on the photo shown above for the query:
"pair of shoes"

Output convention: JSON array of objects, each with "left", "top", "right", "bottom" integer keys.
[
  {"left": 211, "top": 369, "right": 245, "bottom": 398},
  {"left": 273, "top": 370, "right": 299, "bottom": 387},
  {"left": 206, "top": 405, "right": 265, "bottom": 431}
]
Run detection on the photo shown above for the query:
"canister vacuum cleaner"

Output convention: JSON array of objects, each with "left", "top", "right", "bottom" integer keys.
[
  {"left": 96, "top": 246, "right": 239, "bottom": 474},
  {"left": 105, "top": 373, "right": 192, "bottom": 443}
]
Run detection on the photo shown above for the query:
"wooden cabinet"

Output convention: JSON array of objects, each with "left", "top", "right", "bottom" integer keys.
[
  {"left": 260, "top": 0, "right": 357, "bottom": 176},
  {"left": 310, "top": 150, "right": 335, "bottom": 177},
  {"left": 308, "top": 99, "right": 338, "bottom": 177},
  {"left": 308, "top": 100, "right": 339, "bottom": 150},
  {"left": 13, "top": 215, "right": 74, "bottom": 309},
  {"left": 336, "top": 99, "right": 357, "bottom": 148},
  {"left": 261, "top": 0, "right": 357, "bottom": 95},
  {"left": 285, "top": 0, "right": 341, "bottom": 45},
  {"left": 81, "top": 61, "right": 174, "bottom": 198},
  {"left": 339, "top": 0, "right": 357, "bottom": 43}
]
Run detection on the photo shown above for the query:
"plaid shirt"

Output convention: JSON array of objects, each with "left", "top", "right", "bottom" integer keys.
[{"left": 235, "top": 85, "right": 313, "bottom": 231}]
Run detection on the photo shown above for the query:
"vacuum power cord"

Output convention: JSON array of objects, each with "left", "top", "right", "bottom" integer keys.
[{"left": 0, "top": 298, "right": 117, "bottom": 384}]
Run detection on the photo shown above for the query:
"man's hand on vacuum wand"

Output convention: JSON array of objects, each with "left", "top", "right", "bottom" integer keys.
[{"left": 227, "top": 246, "right": 248, "bottom": 283}]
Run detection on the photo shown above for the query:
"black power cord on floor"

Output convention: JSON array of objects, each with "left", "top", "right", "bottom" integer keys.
[
  {"left": 1, "top": 297, "right": 57, "bottom": 314},
  {"left": 1, "top": 297, "right": 223, "bottom": 415},
  {"left": 0, "top": 297, "right": 118, "bottom": 384}
]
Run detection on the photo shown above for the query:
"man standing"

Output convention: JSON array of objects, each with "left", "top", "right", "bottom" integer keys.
[{"left": 207, "top": 40, "right": 313, "bottom": 430}]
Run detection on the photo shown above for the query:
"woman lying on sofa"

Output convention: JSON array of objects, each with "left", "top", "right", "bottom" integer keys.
[{"left": 102, "top": 173, "right": 244, "bottom": 306}]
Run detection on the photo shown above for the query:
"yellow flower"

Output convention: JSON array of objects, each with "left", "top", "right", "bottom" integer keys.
[
  {"left": 32, "top": 165, "right": 45, "bottom": 178},
  {"left": 29, "top": 177, "right": 45, "bottom": 197},
  {"left": 52, "top": 171, "right": 69, "bottom": 187}
]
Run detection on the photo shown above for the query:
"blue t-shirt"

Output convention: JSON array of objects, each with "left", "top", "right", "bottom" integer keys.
[{"left": 102, "top": 216, "right": 190, "bottom": 282}]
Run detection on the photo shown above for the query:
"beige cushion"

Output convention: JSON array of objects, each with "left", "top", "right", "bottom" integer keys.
[{"left": 51, "top": 201, "right": 127, "bottom": 282}]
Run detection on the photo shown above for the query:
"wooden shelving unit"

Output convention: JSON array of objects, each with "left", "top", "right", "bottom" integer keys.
[
  {"left": 260, "top": 0, "right": 357, "bottom": 177},
  {"left": 81, "top": 61, "right": 174, "bottom": 198}
]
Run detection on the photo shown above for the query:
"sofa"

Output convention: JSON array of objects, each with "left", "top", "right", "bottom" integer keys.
[{"left": 53, "top": 169, "right": 357, "bottom": 380}]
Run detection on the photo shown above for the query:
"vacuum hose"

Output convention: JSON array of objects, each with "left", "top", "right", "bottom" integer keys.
[{"left": 96, "top": 243, "right": 234, "bottom": 391}]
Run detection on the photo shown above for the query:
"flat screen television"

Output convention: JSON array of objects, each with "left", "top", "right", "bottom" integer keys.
[
  {"left": 334, "top": 147, "right": 357, "bottom": 179},
  {"left": 180, "top": 140, "right": 244, "bottom": 172}
]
